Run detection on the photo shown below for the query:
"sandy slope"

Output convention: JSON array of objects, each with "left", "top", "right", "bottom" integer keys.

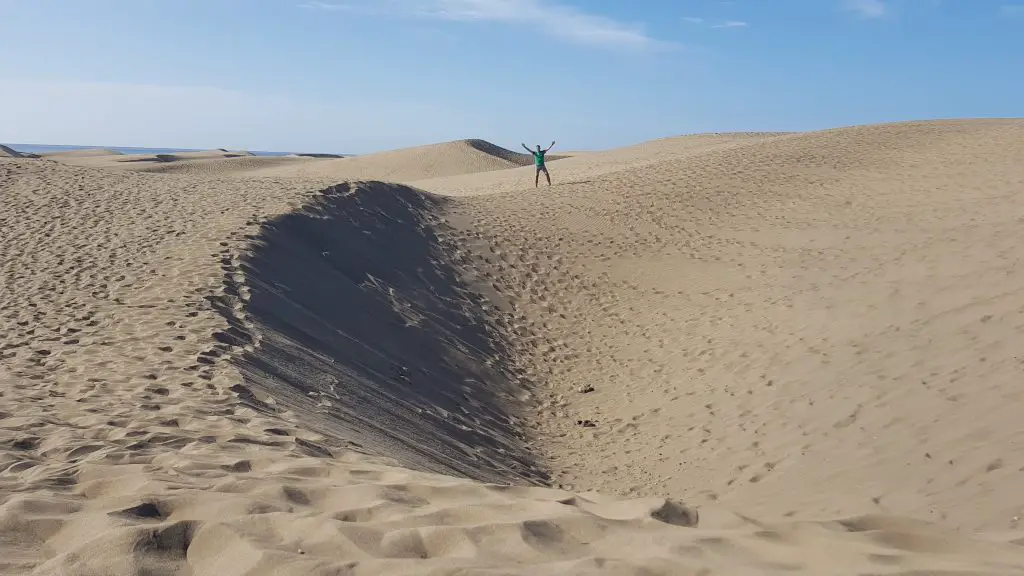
[
  {"left": 2, "top": 119, "right": 1024, "bottom": 575},
  {"left": 431, "top": 119, "right": 1024, "bottom": 529}
]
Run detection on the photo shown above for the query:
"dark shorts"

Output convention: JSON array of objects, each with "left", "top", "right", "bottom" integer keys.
[{"left": 535, "top": 164, "right": 548, "bottom": 173}]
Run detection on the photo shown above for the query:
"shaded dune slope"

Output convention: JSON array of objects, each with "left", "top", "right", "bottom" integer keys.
[{"left": 219, "top": 181, "right": 546, "bottom": 485}]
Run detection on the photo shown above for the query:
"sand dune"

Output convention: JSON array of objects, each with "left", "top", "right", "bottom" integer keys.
[
  {"left": 48, "top": 149, "right": 310, "bottom": 176},
  {"left": 50, "top": 133, "right": 774, "bottom": 184},
  {"left": 40, "top": 148, "right": 124, "bottom": 158},
  {"left": 240, "top": 138, "right": 547, "bottom": 181},
  {"left": 224, "top": 182, "right": 545, "bottom": 485},
  {"left": 2, "top": 119, "right": 1024, "bottom": 574},
  {"left": 112, "top": 149, "right": 255, "bottom": 165},
  {"left": 121, "top": 155, "right": 311, "bottom": 176},
  {"left": 288, "top": 152, "right": 346, "bottom": 158},
  {"left": 162, "top": 149, "right": 255, "bottom": 159},
  {"left": 430, "top": 119, "right": 1024, "bottom": 529},
  {"left": 44, "top": 139, "right": 539, "bottom": 180},
  {"left": 411, "top": 131, "right": 792, "bottom": 196}
]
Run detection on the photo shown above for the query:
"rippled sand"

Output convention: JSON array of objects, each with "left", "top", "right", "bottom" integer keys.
[{"left": 2, "top": 119, "right": 1024, "bottom": 575}]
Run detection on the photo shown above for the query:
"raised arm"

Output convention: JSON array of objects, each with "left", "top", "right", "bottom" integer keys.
[
  {"left": 521, "top": 143, "right": 532, "bottom": 153},
  {"left": 544, "top": 141, "right": 556, "bottom": 152}
]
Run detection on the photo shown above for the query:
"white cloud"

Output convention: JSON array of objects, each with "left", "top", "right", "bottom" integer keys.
[
  {"left": 682, "top": 16, "right": 705, "bottom": 24},
  {"left": 843, "top": 0, "right": 887, "bottom": 18},
  {"left": 301, "top": 0, "right": 670, "bottom": 50}
]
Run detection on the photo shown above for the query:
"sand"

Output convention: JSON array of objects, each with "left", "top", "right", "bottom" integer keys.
[
  {"left": 3, "top": 118, "right": 1024, "bottom": 575},
  {"left": 238, "top": 139, "right": 542, "bottom": 181},
  {"left": 54, "top": 139, "right": 558, "bottom": 182},
  {"left": 39, "top": 148, "right": 125, "bottom": 158}
]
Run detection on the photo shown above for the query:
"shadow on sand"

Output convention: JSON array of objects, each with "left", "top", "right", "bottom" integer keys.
[{"left": 218, "top": 181, "right": 547, "bottom": 485}]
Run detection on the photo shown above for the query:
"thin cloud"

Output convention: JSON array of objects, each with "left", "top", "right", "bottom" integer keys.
[
  {"left": 1001, "top": 4, "right": 1024, "bottom": 15},
  {"left": 683, "top": 16, "right": 748, "bottom": 29},
  {"left": 298, "top": 1, "right": 351, "bottom": 10},
  {"left": 301, "top": 0, "right": 671, "bottom": 50},
  {"left": 843, "top": 0, "right": 887, "bottom": 18}
]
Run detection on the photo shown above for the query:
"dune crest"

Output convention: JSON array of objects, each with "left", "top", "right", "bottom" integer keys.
[{"left": 242, "top": 138, "right": 543, "bottom": 181}]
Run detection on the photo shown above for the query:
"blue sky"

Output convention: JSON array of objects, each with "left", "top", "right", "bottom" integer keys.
[{"left": 0, "top": 0, "right": 1020, "bottom": 153}]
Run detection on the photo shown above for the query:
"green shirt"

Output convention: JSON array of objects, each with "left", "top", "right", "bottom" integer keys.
[{"left": 532, "top": 150, "right": 546, "bottom": 166}]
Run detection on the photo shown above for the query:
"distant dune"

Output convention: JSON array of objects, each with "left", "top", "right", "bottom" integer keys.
[
  {"left": 45, "top": 138, "right": 543, "bottom": 181},
  {"left": 40, "top": 148, "right": 124, "bottom": 158},
  {"left": 238, "top": 138, "right": 545, "bottom": 180},
  {"left": 125, "top": 155, "right": 313, "bottom": 176},
  {"left": 289, "top": 152, "right": 346, "bottom": 159},
  {"left": 46, "top": 148, "right": 291, "bottom": 175},
  {"left": 3, "top": 119, "right": 1024, "bottom": 575},
  {"left": 39, "top": 135, "right": 778, "bottom": 184},
  {"left": 119, "top": 149, "right": 256, "bottom": 163}
]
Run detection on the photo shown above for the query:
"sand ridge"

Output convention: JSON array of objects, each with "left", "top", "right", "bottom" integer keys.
[
  {"left": 244, "top": 138, "right": 541, "bottom": 181},
  {"left": 40, "top": 139, "right": 544, "bottom": 180},
  {"left": 2, "top": 119, "right": 1024, "bottom": 574}
]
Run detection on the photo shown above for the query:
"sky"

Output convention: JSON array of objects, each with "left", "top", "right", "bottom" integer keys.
[{"left": 0, "top": 0, "right": 1021, "bottom": 154}]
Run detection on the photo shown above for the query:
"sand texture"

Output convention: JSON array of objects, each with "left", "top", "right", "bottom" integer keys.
[{"left": 3, "top": 119, "right": 1024, "bottom": 575}]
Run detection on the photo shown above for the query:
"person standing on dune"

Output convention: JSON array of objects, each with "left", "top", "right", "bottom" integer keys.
[{"left": 522, "top": 141, "right": 555, "bottom": 187}]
